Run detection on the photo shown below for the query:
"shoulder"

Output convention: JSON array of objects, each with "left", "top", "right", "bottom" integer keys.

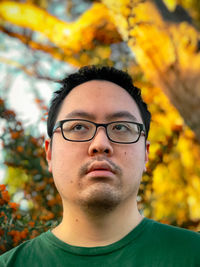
[
  {"left": 146, "top": 218, "right": 200, "bottom": 245},
  {"left": 0, "top": 231, "right": 47, "bottom": 266}
]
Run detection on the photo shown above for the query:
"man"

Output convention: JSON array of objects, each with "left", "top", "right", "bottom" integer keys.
[{"left": 1, "top": 65, "right": 200, "bottom": 266}]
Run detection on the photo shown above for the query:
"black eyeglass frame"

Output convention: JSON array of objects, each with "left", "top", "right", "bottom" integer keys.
[{"left": 53, "top": 119, "right": 146, "bottom": 144}]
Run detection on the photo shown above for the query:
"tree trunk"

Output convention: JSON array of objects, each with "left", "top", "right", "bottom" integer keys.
[{"left": 103, "top": 0, "right": 200, "bottom": 142}]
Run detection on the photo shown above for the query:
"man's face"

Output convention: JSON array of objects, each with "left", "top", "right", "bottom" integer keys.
[{"left": 45, "top": 80, "right": 149, "bottom": 214}]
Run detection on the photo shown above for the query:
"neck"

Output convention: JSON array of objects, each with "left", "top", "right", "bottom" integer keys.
[{"left": 52, "top": 199, "right": 144, "bottom": 247}]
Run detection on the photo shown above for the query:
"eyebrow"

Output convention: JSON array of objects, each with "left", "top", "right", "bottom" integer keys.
[
  {"left": 105, "top": 111, "right": 138, "bottom": 122},
  {"left": 64, "top": 110, "right": 138, "bottom": 122},
  {"left": 64, "top": 110, "right": 96, "bottom": 120}
]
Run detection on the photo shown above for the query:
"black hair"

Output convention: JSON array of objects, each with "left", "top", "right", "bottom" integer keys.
[{"left": 47, "top": 65, "right": 151, "bottom": 139}]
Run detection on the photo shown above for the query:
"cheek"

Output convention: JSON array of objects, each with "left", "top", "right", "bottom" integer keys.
[
  {"left": 51, "top": 141, "right": 87, "bottom": 179},
  {"left": 119, "top": 146, "right": 146, "bottom": 170},
  {"left": 121, "top": 147, "right": 146, "bottom": 191},
  {"left": 50, "top": 147, "right": 79, "bottom": 199}
]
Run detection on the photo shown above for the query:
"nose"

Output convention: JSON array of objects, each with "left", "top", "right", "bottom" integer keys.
[{"left": 88, "top": 127, "right": 113, "bottom": 156}]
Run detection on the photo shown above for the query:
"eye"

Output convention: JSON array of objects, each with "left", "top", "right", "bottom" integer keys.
[
  {"left": 112, "top": 123, "right": 130, "bottom": 132},
  {"left": 71, "top": 123, "right": 88, "bottom": 132},
  {"left": 62, "top": 121, "right": 91, "bottom": 133}
]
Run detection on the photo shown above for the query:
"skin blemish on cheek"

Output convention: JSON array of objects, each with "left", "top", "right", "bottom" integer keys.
[
  {"left": 70, "top": 180, "right": 73, "bottom": 184},
  {"left": 75, "top": 219, "right": 79, "bottom": 222},
  {"left": 124, "top": 152, "right": 127, "bottom": 155}
]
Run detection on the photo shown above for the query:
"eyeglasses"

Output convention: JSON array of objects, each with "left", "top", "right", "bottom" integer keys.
[{"left": 53, "top": 119, "right": 146, "bottom": 144}]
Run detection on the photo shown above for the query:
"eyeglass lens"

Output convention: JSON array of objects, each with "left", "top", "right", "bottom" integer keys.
[{"left": 62, "top": 120, "right": 141, "bottom": 143}]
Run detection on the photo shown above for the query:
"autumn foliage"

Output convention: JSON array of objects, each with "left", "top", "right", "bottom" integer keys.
[
  {"left": 0, "top": 0, "right": 200, "bottom": 255},
  {"left": 0, "top": 182, "right": 56, "bottom": 253},
  {"left": 0, "top": 98, "right": 61, "bottom": 254}
]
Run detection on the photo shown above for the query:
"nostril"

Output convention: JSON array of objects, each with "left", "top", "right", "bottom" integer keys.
[
  {"left": 92, "top": 148, "right": 98, "bottom": 153},
  {"left": 92, "top": 148, "right": 110, "bottom": 154}
]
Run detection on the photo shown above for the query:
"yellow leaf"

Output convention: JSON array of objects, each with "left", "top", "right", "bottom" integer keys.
[
  {"left": 163, "top": 0, "right": 178, "bottom": 11},
  {"left": 5, "top": 167, "right": 30, "bottom": 195}
]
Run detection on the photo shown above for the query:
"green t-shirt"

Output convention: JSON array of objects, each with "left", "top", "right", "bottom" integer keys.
[{"left": 0, "top": 217, "right": 200, "bottom": 266}]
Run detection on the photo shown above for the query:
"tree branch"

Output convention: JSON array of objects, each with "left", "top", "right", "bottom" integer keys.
[
  {"left": 0, "top": 1, "right": 121, "bottom": 54},
  {"left": 103, "top": 0, "right": 200, "bottom": 142}
]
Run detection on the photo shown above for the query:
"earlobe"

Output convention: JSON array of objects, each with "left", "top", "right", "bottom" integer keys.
[
  {"left": 145, "top": 141, "right": 150, "bottom": 163},
  {"left": 144, "top": 141, "right": 150, "bottom": 172},
  {"left": 45, "top": 139, "right": 52, "bottom": 172}
]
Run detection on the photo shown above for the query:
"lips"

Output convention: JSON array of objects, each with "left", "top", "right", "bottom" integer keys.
[{"left": 86, "top": 162, "right": 115, "bottom": 174}]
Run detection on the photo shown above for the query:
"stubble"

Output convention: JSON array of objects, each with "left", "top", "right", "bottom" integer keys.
[{"left": 76, "top": 156, "right": 123, "bottom": 216}]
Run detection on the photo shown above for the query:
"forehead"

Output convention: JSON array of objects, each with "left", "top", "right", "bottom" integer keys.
[{"left": 57, "top": 80, "right": 142, "bottom": 122}]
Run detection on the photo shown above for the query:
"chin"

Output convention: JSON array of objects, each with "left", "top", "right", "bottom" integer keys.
[{"left": 77, "top": 184, "right": 122, "bottom": 216}]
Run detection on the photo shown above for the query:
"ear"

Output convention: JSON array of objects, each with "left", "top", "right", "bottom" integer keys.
[
  {"left": 144, "top": 141, "right": 150, "bottom": 172},
  {"left": 45, "top": 139, "right": 52, "bottom": 172}
]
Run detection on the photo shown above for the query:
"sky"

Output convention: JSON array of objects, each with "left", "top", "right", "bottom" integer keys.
[
  {"left": 0, "top": 32, "right": 75, "bottom": 183},
  {"left": 0, "top": 76, "right": 52, "bottom": 183}
]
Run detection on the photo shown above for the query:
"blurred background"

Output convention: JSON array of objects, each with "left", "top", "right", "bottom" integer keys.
[{"left": 0, "top": 0, "right": 200, "bottom": 253}]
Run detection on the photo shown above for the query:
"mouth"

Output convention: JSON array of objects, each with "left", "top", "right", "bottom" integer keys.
[{"left": 86, "top": 162, "right": 115, "bottom": 178}]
